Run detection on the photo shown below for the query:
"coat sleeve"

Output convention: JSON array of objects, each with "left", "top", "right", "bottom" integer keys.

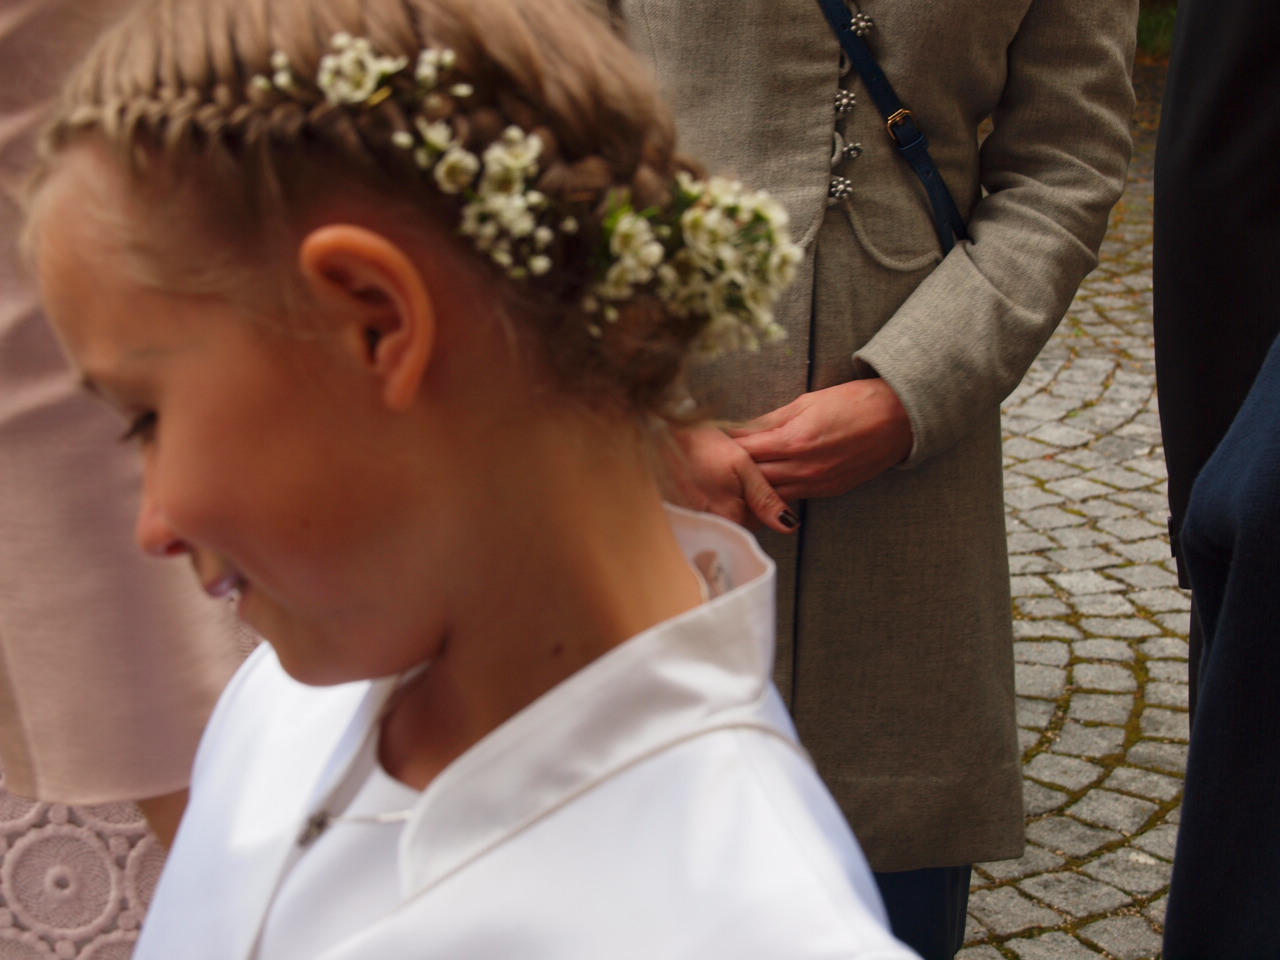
[{"left": 855, "top": 0, "right": 1138, "bottom": 466}]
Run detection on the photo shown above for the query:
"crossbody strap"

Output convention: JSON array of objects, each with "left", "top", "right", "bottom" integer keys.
[{"left": 814, "top": 0, "right": 969, "bottom": 254}]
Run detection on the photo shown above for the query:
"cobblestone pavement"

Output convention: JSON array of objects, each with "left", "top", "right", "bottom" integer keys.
[{"left": 957, "top": 70, "right": 1181, "bottom": 960}]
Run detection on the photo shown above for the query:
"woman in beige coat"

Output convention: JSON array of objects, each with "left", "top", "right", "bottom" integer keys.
[
  {"left": 601, "top": 1, "right": 1136, "bottom": 955},
  {"left": 0, "top": 0, "right": 241, "bottom": 833}
]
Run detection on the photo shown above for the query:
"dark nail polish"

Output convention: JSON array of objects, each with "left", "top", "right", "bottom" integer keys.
[{"left": 779, "top": 509, "right": 799, "bottom": 530}]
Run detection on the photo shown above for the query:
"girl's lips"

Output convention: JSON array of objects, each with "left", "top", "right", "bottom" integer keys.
[{"left": 203, "top": 572, "right": 247, "bottom": 599}]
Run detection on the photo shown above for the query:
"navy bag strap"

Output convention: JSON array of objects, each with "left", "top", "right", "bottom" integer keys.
[{"left": 815, "top": 0, "right": 969, "bottom": 254}]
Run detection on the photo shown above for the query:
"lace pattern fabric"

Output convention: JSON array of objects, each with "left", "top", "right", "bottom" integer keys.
[{"left": 0, "top": 762, "right": 160, "bottom": 959}]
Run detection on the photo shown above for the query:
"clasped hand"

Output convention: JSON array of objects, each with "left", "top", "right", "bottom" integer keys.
[{"left": 664, "top": 379, "right": 914, "bottom": 533}]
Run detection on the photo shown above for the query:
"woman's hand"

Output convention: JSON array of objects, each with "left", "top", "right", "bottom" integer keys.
[
  {"left": 662, "top": 426, "right": 799, "bottom": 533},
  {"left": 727, "top": 379, "right": 914, "bottom": 502}
]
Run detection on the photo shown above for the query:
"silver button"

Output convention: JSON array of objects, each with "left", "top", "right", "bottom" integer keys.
[{"left": 832, "top": 132, "right": 864, "bottom": 166}]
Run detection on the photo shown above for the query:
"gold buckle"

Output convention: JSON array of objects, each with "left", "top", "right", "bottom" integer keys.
[{"left": 886, "top": 108, "right": 913, "bottom": 143}]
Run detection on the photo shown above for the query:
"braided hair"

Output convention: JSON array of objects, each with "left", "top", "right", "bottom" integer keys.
[{"left": 36, "top": 0, "right": 712, "bottom": 420}]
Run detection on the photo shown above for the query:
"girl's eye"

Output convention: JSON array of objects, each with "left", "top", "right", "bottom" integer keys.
[{"left": 119, "top": 411, "right": 158, "bottom": 445}]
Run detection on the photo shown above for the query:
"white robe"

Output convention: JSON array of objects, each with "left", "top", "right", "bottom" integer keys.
[{"left": 136, "top": 507, "right": 916, "bottom": 959}]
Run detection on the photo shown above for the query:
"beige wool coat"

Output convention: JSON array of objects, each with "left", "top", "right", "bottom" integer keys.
[{"left": 604, "top": 0, "right": 1137, "bottom": 870}]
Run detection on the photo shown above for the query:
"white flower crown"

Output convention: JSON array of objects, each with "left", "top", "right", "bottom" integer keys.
[{"left": 253, "top": 34, "right": 798, "bottom": 355}]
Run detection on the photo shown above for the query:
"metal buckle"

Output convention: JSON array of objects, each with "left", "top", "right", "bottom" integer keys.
[{"left": 886, "top": 108, "right": 913, "bottom": 144}]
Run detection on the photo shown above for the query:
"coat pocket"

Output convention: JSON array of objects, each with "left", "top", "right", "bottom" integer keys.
[{"left": 835, "top": 122, "right": 944, "bottom": 272}]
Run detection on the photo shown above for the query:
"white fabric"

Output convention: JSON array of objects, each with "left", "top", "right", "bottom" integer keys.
[
  {"left": 256, "top": 734, "right": 419, "bottom": 960},
  {"left": 137, "top": 506, "right": 916, "bottom": 959}
]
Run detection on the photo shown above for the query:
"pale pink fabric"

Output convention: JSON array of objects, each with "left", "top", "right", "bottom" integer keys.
[
  {"left": 0, "top": 0, "right": 242, "bottom": 807},
  {"left": 0, "top": 4, "right": 243, "bottom": 953}
]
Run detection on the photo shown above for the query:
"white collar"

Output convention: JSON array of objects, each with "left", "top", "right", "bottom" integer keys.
[
  {"left": 396, "top": 504, "right": 781, "bottom": 894},
  {"left": 300, "top": 505, "right": 783, "bottom": 900}
]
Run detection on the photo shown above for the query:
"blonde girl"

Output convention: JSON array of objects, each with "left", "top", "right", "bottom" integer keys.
[{"left": 28, "top": 0, "right": 915, "bottom": 957}]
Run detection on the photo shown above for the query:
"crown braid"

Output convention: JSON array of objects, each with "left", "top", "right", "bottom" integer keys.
[{"left": 36, "top": 0, "right": 795, "bottom": 420}]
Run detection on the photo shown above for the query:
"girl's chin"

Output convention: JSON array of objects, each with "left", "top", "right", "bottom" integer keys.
[{"left": 229, "top": 584, "right": 261, "bottom": 632}]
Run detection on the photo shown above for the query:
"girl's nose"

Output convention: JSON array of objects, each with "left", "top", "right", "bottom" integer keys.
[{"left": 135, "top": 485, "right": 188, "bottom": 558}]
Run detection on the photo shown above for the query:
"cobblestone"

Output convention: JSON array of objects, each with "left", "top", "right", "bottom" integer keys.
[
  {"left": 1024, "top": 754, "right": 1104, "bottom": 792},
  {"left": 1077, "top": 617, "right": 1163, "bottom": 639},
  {"left": 1072, "top": 638, "right": 1134, "bottom": 661},
  {"left": 1008, "top": 931, "right": 1108, "bottom": 960},
  {"left": 1083, "top": 849, "right": 1171, "bottom": 896},
  {"left": 1020, "top": 873, "right": 1131, "bottom": 917},
  {"left": 1139, "top": 637, "right": 1189, "bottom": 660},
  {"left": 1015, "top": 664, "right": 1070, "bottom": 700},
  {"left": 1126, "top": 742, "right": 1188, "bottom": 776},
  {"left": 1025, "top": 817, "right": 1123, "bottom": 859},
  {"left": 1147, "top": 660, "right": 1188, "bottom": 682},
  {"left": 1079, "top": 917, "right": 1165, "bottom": 960},
  {"left": 1068, "top": 790, "right": 1160, "bottom": 834},
  {"left": 1140, "top": 708, "right": 1190, "bottom": 741},
  {"left": 1051, "top": 722, "right": 1126, "bottom": 759},
  {"left": 1067, "top": 693, "right": 1135, "bottom": 726},
  {"left": 968, "top": 888, "right": 1062, "bottom": 936},
  {"left": 1071, "top": 595, "right": 1137, "bottom": 619},
  {"left": 960, "top": 64, "right": 1183, "bottom": 960}
]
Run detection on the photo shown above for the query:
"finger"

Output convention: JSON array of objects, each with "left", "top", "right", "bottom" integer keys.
[
  {"left": 704, "top": 495, "right": 749, "bottom": 527},
  {"left": 733, "top": 429, "right": 790, "bottom": 462},
  {"left": 772, "top": 481, "right": 816, "bottom": 502},
  {"left": 736, "top": 460, "right": 799, "bottom": 534},
  {"left": 756, "top": 457, "right": 813, "bottom": 488},
  {"left": 724, "top": 404, "right": 790, "bottom": 438}
]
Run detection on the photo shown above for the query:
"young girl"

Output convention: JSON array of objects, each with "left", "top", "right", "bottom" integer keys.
[{"left": 28, "top": 0, "right": 916, "bottom": 956}]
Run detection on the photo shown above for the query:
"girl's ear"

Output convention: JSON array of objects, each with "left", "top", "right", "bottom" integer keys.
[{"left": 297, "top": 225, "right": 435, "bottom": 411}]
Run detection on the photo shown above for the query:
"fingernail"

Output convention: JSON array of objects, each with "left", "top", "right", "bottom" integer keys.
[{"left": 779, "top": 510, "right": 799, "bottom": 530}]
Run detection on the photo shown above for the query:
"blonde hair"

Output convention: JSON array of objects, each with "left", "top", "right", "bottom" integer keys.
[{"left": 36, "top": 0, "right": 707, "bottom": 418}]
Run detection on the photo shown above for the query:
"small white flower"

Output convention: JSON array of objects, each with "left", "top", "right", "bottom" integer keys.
[
  {"left": 415, "top": 47, "right": 458, "bottom": 87},
  {"left": 391, "top": 130, "right": 415, "bottom": 150},
  {"left": 598, "top": 262, "right": 637, "bottom": 301},
  {"left": 561, "top": 217, "right": 580, "bottom": 235},
  {"left": 433, "top": 146, "right": 480, "bottom": 194},
  {"left": 484, "top": 127, "right": 542, "bottom": 174},
  {"left": 449, "top": 83, "right": 475, "bottom": 98},
  {"left": 607, "top": 213, "right": 664, "bottom": 286},
  {"left": 528, "top": 255, "right": 553, "bottom": 276},
  {"left": 415, "top": 118, "right": 455, "bottom": 152},
  {"left": 317, "top": 36, "right": 408, "bottom": 105},
  {"left": 479, "top": 161, "right": 525, "bottom": 197},
  {"left": 251, "top": 75, "right": 273, "bottom": 92},
  {"left": 415, "top": 50, "right": 440, "bottom": 87},
  {"left": 270, "top": 51, "right": 291, "bottom": 71}
]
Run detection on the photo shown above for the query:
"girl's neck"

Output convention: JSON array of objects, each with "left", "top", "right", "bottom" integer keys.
[{"left": 378, "top": 412, "right": 705, "bottom": 791}]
